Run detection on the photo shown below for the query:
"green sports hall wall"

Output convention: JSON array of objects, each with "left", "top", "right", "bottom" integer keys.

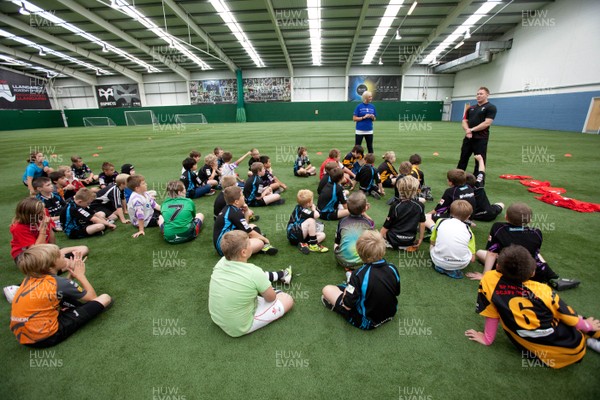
[{"left": 0, "top": 101, "right": 442, "bottom": 130}]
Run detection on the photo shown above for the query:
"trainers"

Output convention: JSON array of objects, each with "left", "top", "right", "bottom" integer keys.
[
  {"left": 384, "top": 239, "right": 393, "bottom": 249},
  {"left": 249, "top": 214, "right": 260, "bottom": 222},
  {"left": 549, "top": 278, "right": 581, "bottom": 291},
  {"left": 321, "top": 295, "right": 334, "bottom": 310},
  {"left": 280, "top": 266, "right": 293, "bottom": 285},
  {"left": 308, "top": 243, "right": 329, "bottom": 253},
  {"left": 298, "top": 242, "right": 310, "bottom": 255},
  {"left": 433, "top": 265, "right": 463, "bottom": 279},
  {"left": 261, "top": 243, "right": 278, "bottom": 255},
  {"left": 587, "top": 338, "right": 600, "bottom": 354},
  {"left": 370, "top": 190, "right": 381, "bottom": 200},
  {"left": 3, "top": 285, "right": 19, "bottom": 303},
  {"left": 206, "top": 189, "right": 216, "bottom": 196}
]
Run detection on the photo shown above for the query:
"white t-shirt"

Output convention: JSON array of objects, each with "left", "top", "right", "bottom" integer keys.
[{"left": 429, "top": 218, "right": 475, "bottom": 270}]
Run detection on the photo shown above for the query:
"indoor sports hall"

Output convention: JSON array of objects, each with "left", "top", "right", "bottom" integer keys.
[{"left": 1, "top": 1, "right": 599, "bottom": 399}]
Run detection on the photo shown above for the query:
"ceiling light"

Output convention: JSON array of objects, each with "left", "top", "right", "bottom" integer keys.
[
  {"left": 378, "top": 57, "right": 383, "bottom": 65},
  {"left": 395, "top": 29, "right": 402, "bottom": 40},
  {"left": 307, "top": 0, "right": 322, "bottom": 65},
  {"left": 38, "top": 47, "right": 46, "bottom": 56},
  {"left": 102, "top": 43, "right": 109, "bottom": 53},
  {"left": 464, "top": 29, "right": 471, "bottom": 39},
  {"left": 454, "top": 41, "right": 464, "bottom": 49},
  {"left": 363, "top": 0, "right": 405, "bottom": 64},
  {"left": 18, "top": 2, "right": 30, "bottom": 15},
  {"left": 209, "top": 0, "right": 264, "bottom": 67},
  {"left": 407, "top": 1, "right": 417, "bottom": 16}
]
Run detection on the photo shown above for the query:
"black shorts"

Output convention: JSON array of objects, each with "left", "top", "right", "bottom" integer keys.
[
  {"left": 248, "top": 198, "right": 267, "bottom": 207},
  {"left": 332, "top": 286, "right": 375, "bottom": 331},
  {"left": 287, "top": 226, "right": 304, "bottom": 245},
  {"left": 472, "top": 204, "right": 503, "bottom": 222},
  {"left": 382, "top": 179, "right": 395, "bottom": 188},
  {"left": 146, "top": 209, "right": 162, "bottom": 228},
  {"left": 319, "top": 210, "right": 339, "bottom": 221},
  {"left": 66, "top": 227, "right": 91, "bottom": 239},
  {"left": 26, "top": 301, "right": 106, "bottom": 348},
  {"left": 89, "top": 204, "right": 115, "bottom": 218}
]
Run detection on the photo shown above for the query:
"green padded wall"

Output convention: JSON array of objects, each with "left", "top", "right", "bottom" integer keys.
[
  {"left": 0, "top": 110, "right": 64, "bottom": 131},
  {"left": 2, "top": 102, "right": 442, "bottom": 130}
]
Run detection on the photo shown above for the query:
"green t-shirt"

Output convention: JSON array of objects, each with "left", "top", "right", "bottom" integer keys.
[
  {"left": 208, "top": 257, "right": 271, "bottom": 337},
  {"left": 161, "top": 197, "right": 196, "bottom": 240}
]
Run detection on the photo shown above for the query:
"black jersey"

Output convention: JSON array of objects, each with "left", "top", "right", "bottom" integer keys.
[
  {"left": 464, "top": 102, "right": 497, "bottom": 139},
  {"left": 197, "top": 164, "right": 214, "bottom": 185},
  {"left": 90, "top": 183, "right": 122, "bottom": 213},
  {"left": 60, "top": 199, "right": 93, "bottom": 236},
  {"left": 344, "top": 260, "right": 401, "bottom": 328},
  {"left": 98, "top": 172, "right": 117, "bottom": 187},
  {"left": 435, "top": 185, "right": 476, "bottom": 215},
  {"left": 317, "top": 182, "right": 346, "bottom": 213},
  {"left": 356, "top": 164, "right": 380, "bottom": 191},
  {"left": 243, "top": 175, "right": 262, "bottom": 204},
  {"left": 213, "top": 205, "right": 253, "bottom": 256},
  {"left": 180, "top": 170, "right": 202, "bottom": 195},
  {"left": 476, "top": 270, "right": 585, "bottom": 369},
  {"left": 377, "top": 161, "right": 398, "bottom": 186},
  {"left": 213, "top": 191, "right": 227, "bottom": 219},
  {"left": 383, "top": 199, "right": 425, "bottom": 247},
  {"left": 36, "top": 193, "right": 65, "bottom": 217},
  {"left": 317, "top": 174, "right": 330, "bottom": 195}
]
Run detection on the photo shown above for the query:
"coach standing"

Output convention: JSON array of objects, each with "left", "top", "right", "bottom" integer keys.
[
  {"left": 353, "top": 91, "right": 376, "bottom": 153},
  {"left": 457, "top": 87, "right": 497, "bottom": 175}
]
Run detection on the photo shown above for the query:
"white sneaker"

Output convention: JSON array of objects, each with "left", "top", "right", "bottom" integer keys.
[
  {"left": 281, "top": 266, "right": 293, "bottom": 285},
  {"left": 345, "top": 271, "right": 352, "bottom": 282},
  {"left": 587, "top": 338, "right": 600, "bottom": 354},
  {"left": 3, "top": 285, "right": 19, "bottom": 303}
]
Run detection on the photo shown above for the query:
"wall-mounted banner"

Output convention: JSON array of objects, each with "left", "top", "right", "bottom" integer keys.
[
  {"left": 0, "top": 69, "right": 51, "bottom": 110},
  {"left": 348, "top": 76, "right": 401, "bottom": 101},
  {"left": 190, "top": 80, "right": 237, "bottom": 104},
  {"left": 243, "top": 77, "right": 291, "bottom": 102},
  {"left": 96, "top": 84, "right": 141, "bottom": 108}
]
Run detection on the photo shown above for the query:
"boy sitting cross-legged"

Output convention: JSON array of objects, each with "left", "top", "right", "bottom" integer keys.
[
  {"left": 127, "top": 175, "right": 162, "bottom": 238},
  {"left": 322, "top": 230, "right": 400, "bottom": 330},
  {"left": 287, "top": 189, "right": 328, "bottom": 255},
  {"left": 213, "top": 186, "right": 278, "bottom": 257},
  {"left": 60, "top": 188, "right": 116, "bottom": 239},
  {"left": 10, "top": 244, "right": 111, "bottom": 347},
  {"left": 209, "top": 230, "right": 293, "bottom": 338}
]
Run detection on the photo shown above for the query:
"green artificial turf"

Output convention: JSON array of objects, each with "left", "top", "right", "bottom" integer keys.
[{"left": 1, "top": 121, "right": 599, "bottom": 399}]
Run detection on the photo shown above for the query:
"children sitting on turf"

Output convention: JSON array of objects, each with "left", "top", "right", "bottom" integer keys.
[
  {"left": 58, "top": 165, "right": 85, "bottom": 200},
  {"left": 287, "top": 189, "right": 328, "bottom": 254},
  {"left": 247, "top": 148, "right": 261, "bottom": 177},
  {"left": 317, "top": 161, "right": 338, "bottom": 195},
  {"left": 425, "top": 168, "right": 475, "bottom": 230},
  {"left": 356, "top": 153, "right": 384, "bottom": 199},
  {"left": 260, "top": 155, "right": 287, "bottom": 193},
  {"left": 33, "top": 177, "right": 65, "bottom": 225},
  {"left": 208, "top": 230, "right": 293, "bottom": 338},
  {"left": 160, "top": 181, "right": 204, "bottom": 244},
  {"left": 294, "top": 146, "right": 316, "bottom": 177},
  {"left": 465, "top": 202, "right": 578, "bottom": 290},
  {"left": 334, "top": 192, "right": 375, "bottom": 272},
  {"left": 10, "top": 244, "right": 111, "bottom": 347},
  {"left": 198, "top": 154, "right": 220, "bottom": 189},
  {"left": 465, "top": 245, "right": 600, "bottom": 368},
  {"left": 342, "top": 145, "right": 365, "bottom": 176},
  {"left": 389, "top": 161, "right": 413, "bottom": 204},
  {"left": 380, "top": 176, "right": 425, "bottom": 251},
  {"left": 319, "top": 149, "right": 355, "bottom": 186},
  {"left": 317, "top": 168, "right": 350, "bottom": 221},
  {"left": 466, "top": 154, "right": 504, "bottom": 221},
  {"left": 220, "top": 150, "right": 251, "bottom": 185},
  {"left": 244, "top": 162, "right": 283, "bottom": 207},
  {"left": 180, "top": 157, "right": 214, "bottom": 199},
  {"left": 213, "top": 186, "right": 278, "bottom": 256},
  {"left": 409, "top": 154, "right": 433, "bottom": 202},
  {"left": 23, "top": 151, "right": 53, "bottom": 196},
  {"left": 214, "top": 147, "right": 224, "bottom": 170},
  {"left": 322, "top": 230, "right": 400, "bottom": 330},
  {"left": 89, "top": 174, "right": 130, "bottom": 225},
  {"left": 378, "top": 151, "right": 399, "bottom": 190},
  {"left": 71, "top": 155, "right": 98, "bottom": 186},
  {"left": 181, "top": 151, "right": 201, "bottom": 174},
  {"left": 61, "top": 188, "right": 116, "bottom": 239},
  {"left": 98, "top": 162, "right": 118, "bottom": 189},
  {"left": 121, "top": 163, "right": 135, "bottom": 205},
  {"left": 10, "top": 197, "right": 88, "bottom": 264},
  {"left": 127, "top": 175, "right": 161, "bottom": 238},
  {"left": 429, "top": 200, "right": 475, "bottom": 279}
]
